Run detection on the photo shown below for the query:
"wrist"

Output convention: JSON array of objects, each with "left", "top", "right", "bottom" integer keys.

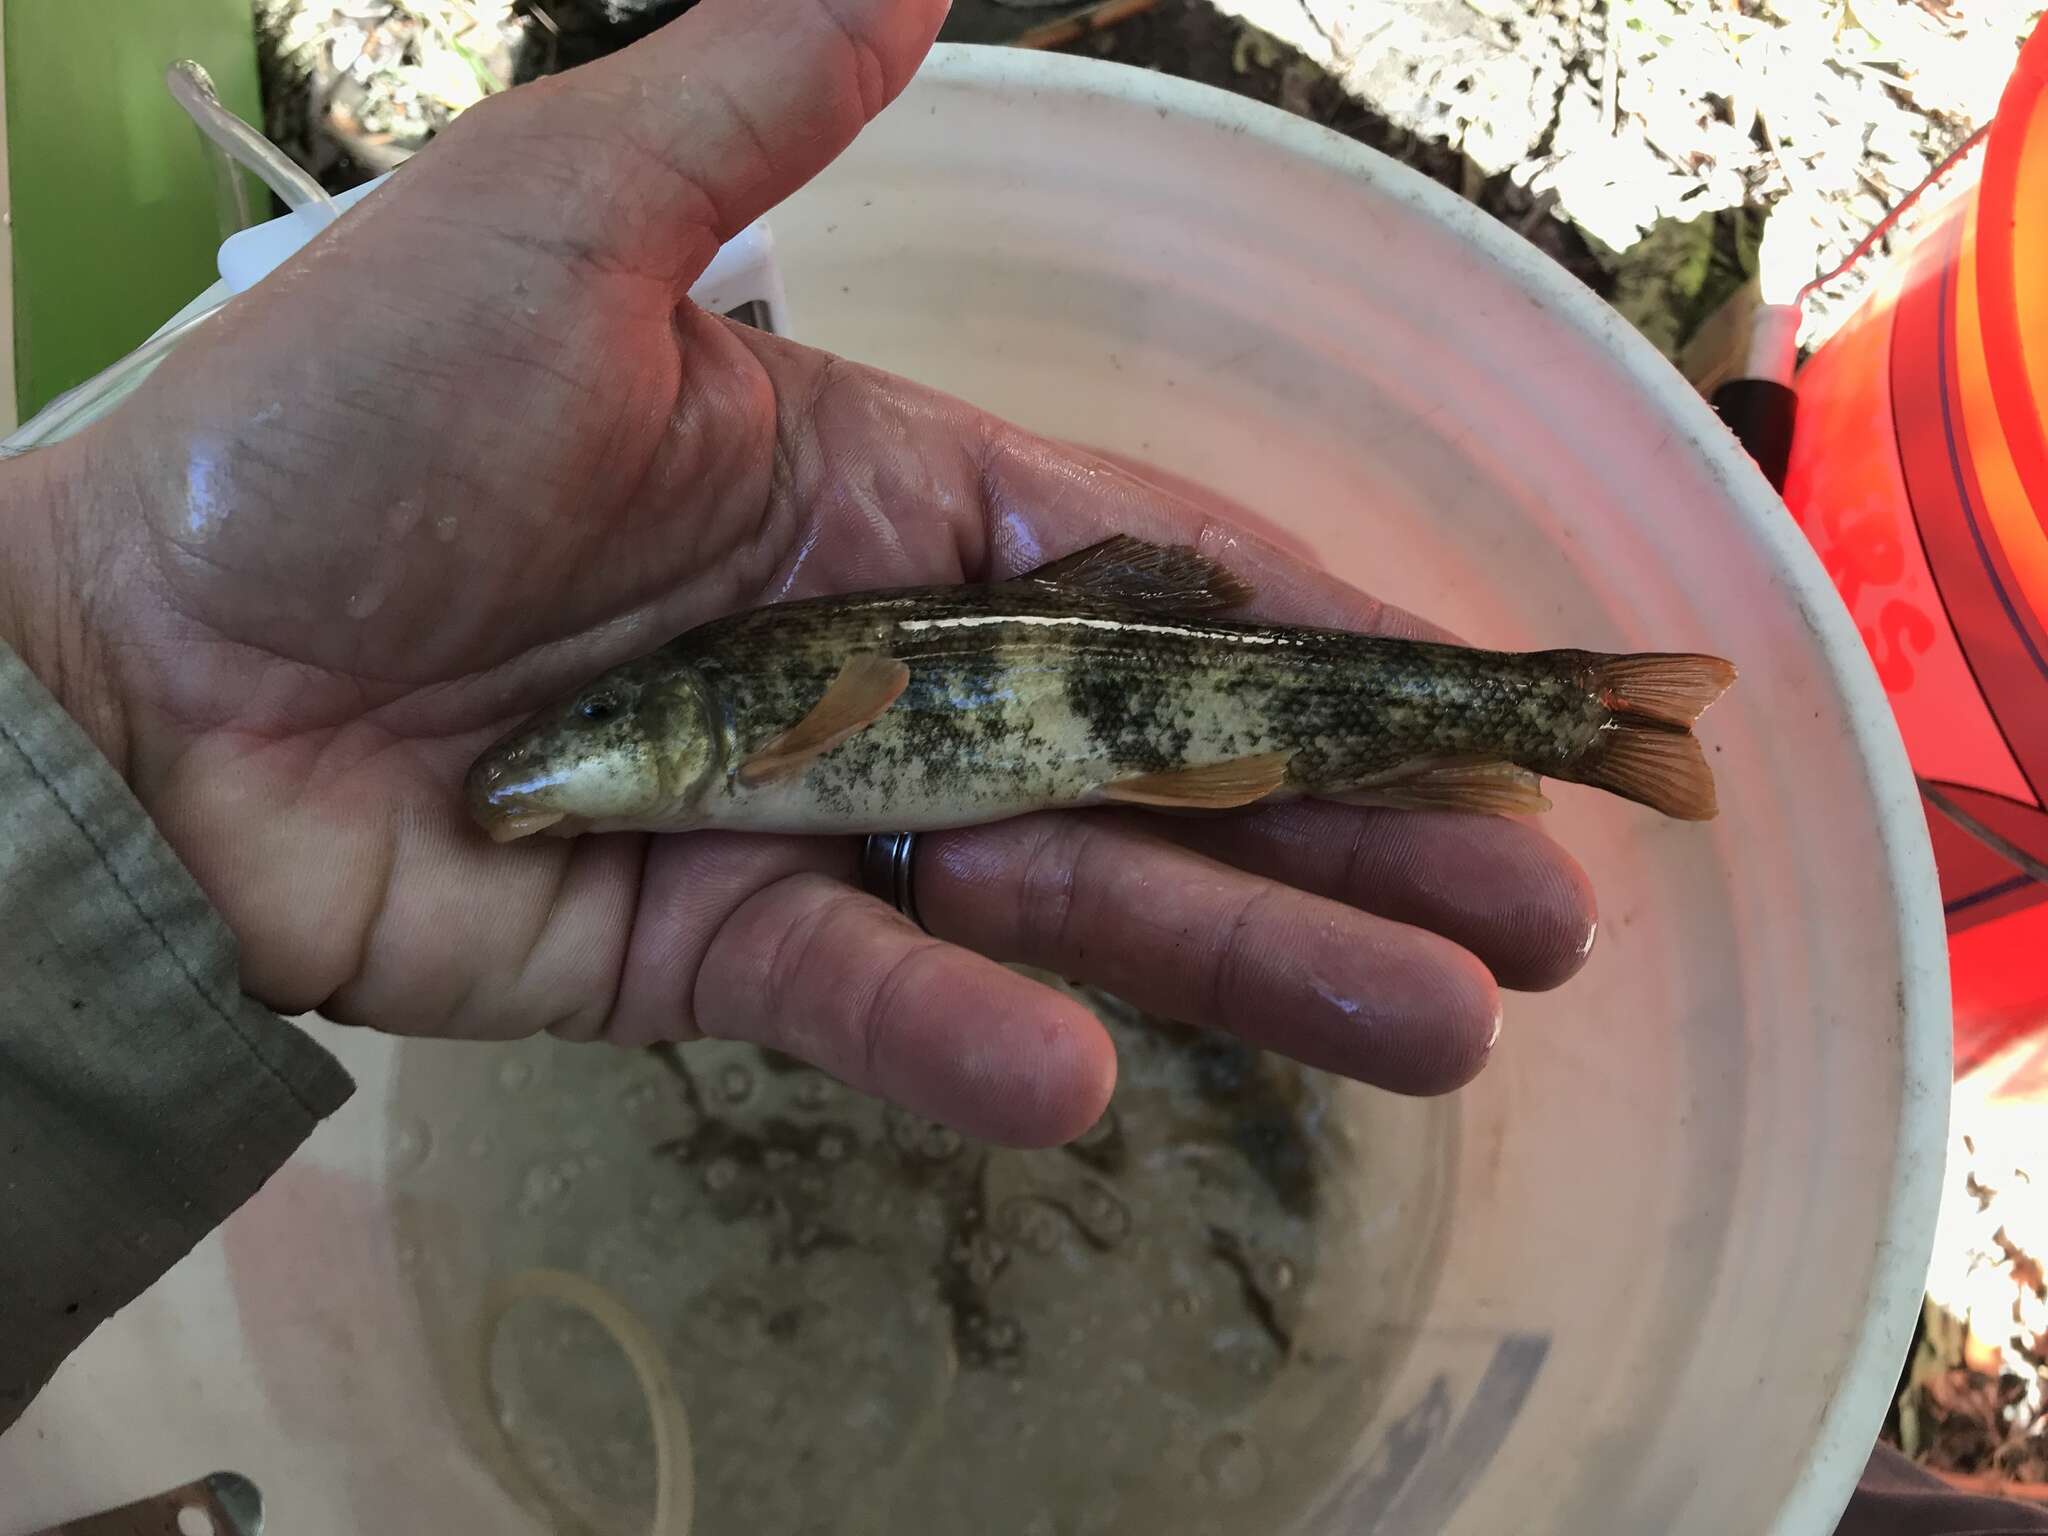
[{"left": 0, "top": 441, "right": 132, "bottom": 779}]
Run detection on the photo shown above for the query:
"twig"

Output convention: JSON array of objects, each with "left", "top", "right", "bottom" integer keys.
[
  {"left": 1797, "top": 121, "right": 1990, "bottom": 302},
  {"left": 1925, "top": 1468, "right": 2048, "bottom": 1504},
  {"left": 1013, "top": 0, "right": 1161, "bottom": 51},
  {"left": 1601, "top": 4, "right": 1620, "bottom": 138}
]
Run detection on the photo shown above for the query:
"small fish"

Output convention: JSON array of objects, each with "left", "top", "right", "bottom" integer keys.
[{"left": 464, "top": 536, "right": 1736, "bottom": 842}]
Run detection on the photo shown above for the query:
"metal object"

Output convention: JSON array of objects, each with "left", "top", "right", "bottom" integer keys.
[
  {"left": 859, "top": 831, "right": 924, "bottom": 931},
  {"left": 29, "top": 1472, "right": 262, "bottom": 1536}
]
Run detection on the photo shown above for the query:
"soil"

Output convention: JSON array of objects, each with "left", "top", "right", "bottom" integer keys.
[{"left": 1042, "top": 0, "right": 1617, "bottom": 296}]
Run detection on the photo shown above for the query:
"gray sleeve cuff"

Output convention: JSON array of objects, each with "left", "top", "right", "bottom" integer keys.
[{"left": 0, "top": 643, "right": 355, "bottom": 1429}]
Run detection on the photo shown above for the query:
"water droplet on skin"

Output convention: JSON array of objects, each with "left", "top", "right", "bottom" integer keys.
[
  {"left": 703, "top": 1157, "right": 738, "bottom": 1193},
  {"left": 1262, "top": 1256, "right": 1298, "bottom": 1293},
  {"left": 1199, "top": 1431, "right": 1265, "bottom": 1499},
  {"left": 719, "top": 1064, "right": 754, "bottom": 1104},
  {"left": 389, "top": 1119, "right": 433, "bottom": 1175},
  {"left": 431, "top": 513, "right": 459, "bottom": 543},
  {"left": 385, "top": 495, "right": 425, "bottom": 540},
  {"left": 499, "top": 1059, "right": 533, "bottom": 1092}
]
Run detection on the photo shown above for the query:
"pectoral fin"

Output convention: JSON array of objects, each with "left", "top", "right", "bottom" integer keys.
[
  {"left": 1100, "top": 750, "right": 1294, "bottom": 809},
  {"left": 737, "top": 655, "right": 910, "bottom": 788},
  {"left": 1324, "top": 760, "right": 1552, "bottom": 816}
]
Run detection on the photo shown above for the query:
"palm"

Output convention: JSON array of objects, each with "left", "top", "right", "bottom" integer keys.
[{"left": 62, "top": 0, "right": 1597, "bottom": 1146}]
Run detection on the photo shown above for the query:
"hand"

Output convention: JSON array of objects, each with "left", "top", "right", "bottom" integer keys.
[{"left": 2, "top": 0, "right": 1594, "bottom": 1146}]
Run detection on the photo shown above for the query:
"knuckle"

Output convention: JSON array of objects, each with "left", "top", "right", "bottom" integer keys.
[
  {"left": 852, "top": 939, "right": 942, "bottom": 1086},
  {"left": 1015, "top": 819, "right": 1088, "bottom": 958},
  {"left": 1205, "top": 885, "right": 1276, "bottom": 1023}
]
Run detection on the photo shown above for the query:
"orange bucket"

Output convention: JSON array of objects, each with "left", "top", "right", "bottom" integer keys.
[{"left": 1783, "top": 15, "right": 2048, "bottom": 1077}]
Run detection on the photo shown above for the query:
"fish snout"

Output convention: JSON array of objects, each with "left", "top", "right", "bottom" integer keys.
[{"left": 464, "top": 746, "right": 566, "bottom": 842}]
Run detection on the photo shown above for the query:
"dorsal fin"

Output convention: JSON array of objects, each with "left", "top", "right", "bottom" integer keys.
[{"left": 1007, "top": 535, "right": 1255, "bottom": 614}]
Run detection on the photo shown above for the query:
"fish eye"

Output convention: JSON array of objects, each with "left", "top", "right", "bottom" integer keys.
[{"left": 577, "top": 691, "right": 622, "bottom": 724}]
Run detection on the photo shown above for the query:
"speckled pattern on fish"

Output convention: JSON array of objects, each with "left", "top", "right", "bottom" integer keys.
[{"left": 463, "top": 537, "right": 1736, "bottom": 840}]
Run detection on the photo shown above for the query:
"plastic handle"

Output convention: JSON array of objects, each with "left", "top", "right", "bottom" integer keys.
[{"left": 216, "top": 171, "right": 792, "bottom": 334}]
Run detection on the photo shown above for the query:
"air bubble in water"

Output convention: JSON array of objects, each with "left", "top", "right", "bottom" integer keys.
[
  {"left": 520, "top": 1163, "right": 567, "bottom": 1212},
  {"left": 1074, "top": 1180, "right": 1131, "bottom": 1245},
  {"left": 1000, "top": 1197, "right": 1064, "bottom": 1256},
  {"left": 797, "top": 1074, "right": 836, "bottom": 1109},
  {"left": 1199, "top": 1430, "right": 1265, "bottom": 1499},
  {"left": 620, "top": 1081, "right": 658, "bottom": 1111}
]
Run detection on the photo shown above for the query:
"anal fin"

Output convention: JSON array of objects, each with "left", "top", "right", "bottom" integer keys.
[
  {"left": 1324, "top": 760, "right": 1552, "bottom": 817},
  {"left": 738, "top": 654, "right": 910, "bottom": 788},
  {"left": 1100, "top": 749, "right": 1294, "bottom": 809}
]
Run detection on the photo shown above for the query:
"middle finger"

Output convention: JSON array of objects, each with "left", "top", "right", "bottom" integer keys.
[{"left": 919, "top": 811, "right": 1503, "bottom": 1096}]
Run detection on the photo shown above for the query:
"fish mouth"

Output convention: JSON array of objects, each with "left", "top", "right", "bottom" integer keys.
[
  {"left": 466, "top": 747, "right": 570, "bottom": 843},
  {"left": 484, "top": 808, "right": 566, "bottom": 842}
]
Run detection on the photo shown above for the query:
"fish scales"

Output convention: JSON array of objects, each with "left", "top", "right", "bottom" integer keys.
[{"left": 676, "top": 588, "right": 1608, "bottom": 830}]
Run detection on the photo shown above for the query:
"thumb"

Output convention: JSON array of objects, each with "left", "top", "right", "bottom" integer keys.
[{"left": 438, "top": 0, "right": 949, "bottom": 286}]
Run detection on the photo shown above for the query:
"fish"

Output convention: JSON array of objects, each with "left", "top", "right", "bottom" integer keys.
[{"left": 463, "top": 535, "right": 1736, "bottom": 843}]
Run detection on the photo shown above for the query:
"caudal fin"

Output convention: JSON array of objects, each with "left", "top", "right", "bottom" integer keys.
[
  {"left": 1575, "top": 721, "right": 1720, "bottom": 820},
  {"left": 1591, "top": 653, "right": 1737, "bottom": 729}
]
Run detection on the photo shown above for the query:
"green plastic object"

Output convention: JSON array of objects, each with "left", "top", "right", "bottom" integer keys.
[{"left": 5, "top": 0, "right": 265, "bottom": 421}]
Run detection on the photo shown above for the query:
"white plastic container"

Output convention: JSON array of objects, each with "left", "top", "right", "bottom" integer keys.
[{"left": 0, "top": 46, "right": 1948, "bottom": 1536}]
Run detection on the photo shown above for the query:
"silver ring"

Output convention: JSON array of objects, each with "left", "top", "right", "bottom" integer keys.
[{"left": 860, "top": 831, "right": 923, "bottom": 931}]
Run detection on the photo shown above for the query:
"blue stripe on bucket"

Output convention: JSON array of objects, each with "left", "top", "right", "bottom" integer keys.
[{"left": 1946, "top": 872, "right": 2039, "bottom": 916}]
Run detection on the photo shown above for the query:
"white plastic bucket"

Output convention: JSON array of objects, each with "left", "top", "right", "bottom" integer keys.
[{"left": 0, "top": 45, "right": 1948, "bottom": 1536}]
